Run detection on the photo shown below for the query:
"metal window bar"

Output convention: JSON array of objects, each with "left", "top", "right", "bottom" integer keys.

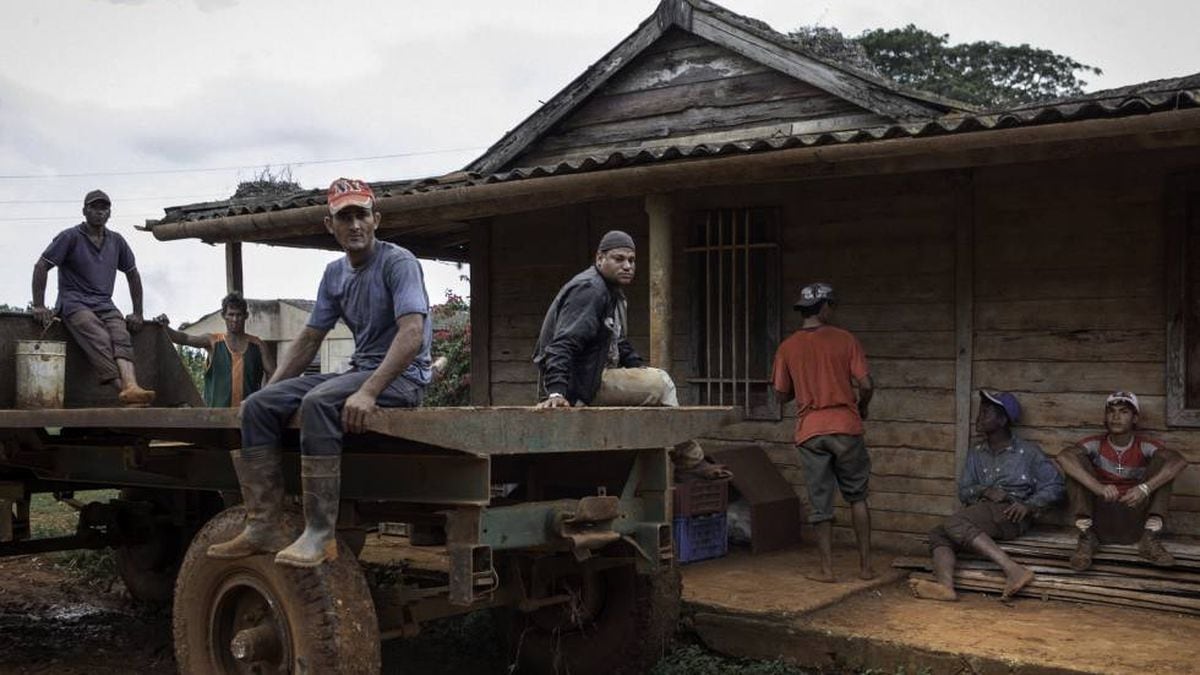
[
  {"left": 717, "top": 210, "right": 724, "bottom": 406},
  {"left": 744, "top": 208, "right": 750, "bottom": 409},
  {"left": 724, "top": 210, "right": 734, "bottom": 403},
  {"left": 704, "top": 213, "right": 712, "bottom": 406}
]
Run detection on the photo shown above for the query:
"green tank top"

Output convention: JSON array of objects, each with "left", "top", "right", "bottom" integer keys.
[{"left": 203, "top": 334, "right": 266, "bottom": 408}]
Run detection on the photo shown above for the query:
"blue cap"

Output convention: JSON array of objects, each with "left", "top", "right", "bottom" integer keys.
[{"left": 980, "top": 390, "right": 1020, "bottom": 424}]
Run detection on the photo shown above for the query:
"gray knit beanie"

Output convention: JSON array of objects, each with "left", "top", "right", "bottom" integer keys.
[{"left": 597, "top": 230, "right": 635, "bottom": 252}]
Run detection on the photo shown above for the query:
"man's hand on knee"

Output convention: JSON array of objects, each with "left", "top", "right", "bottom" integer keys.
[{"left": 342, "top": 390, "right": 379, "bottom": 434}]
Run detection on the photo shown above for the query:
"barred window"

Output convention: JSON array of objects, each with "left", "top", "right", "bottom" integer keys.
[{"left": 688, "top": 207, "right": 781, "bottom": 420}]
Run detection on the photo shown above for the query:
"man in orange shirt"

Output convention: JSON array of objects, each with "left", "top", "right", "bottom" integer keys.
[{"left": 772, "top": 282, "right": 874, "bottom": 582}]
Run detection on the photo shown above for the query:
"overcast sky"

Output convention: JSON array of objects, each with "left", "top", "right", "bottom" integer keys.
[{"left": 1, "top": 0, "right": 1195, "bottom": 324}]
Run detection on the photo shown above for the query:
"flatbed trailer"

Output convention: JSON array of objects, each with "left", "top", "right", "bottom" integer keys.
[{"left": 0, "top": 327, "right": 738, "bottom": 673}]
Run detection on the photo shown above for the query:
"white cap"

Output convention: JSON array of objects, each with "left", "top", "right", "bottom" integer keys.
[{"left": 1106, "top": 390, "right": 1140, "bottom": 413}]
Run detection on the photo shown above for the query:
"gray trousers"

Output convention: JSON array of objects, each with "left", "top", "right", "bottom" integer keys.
[
  {"left": 241, "top": 370, "right": 423, "bottom": 456},
  {"left": 63, "top": 308, "right": 134, "bottom": 384}
]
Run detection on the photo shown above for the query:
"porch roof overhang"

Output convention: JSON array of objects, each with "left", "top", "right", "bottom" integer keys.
[{"left": 145, "top": 88, "right": 1200, "bottom": 257}]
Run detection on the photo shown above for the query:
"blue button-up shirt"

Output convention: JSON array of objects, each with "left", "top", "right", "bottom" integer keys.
[{"left": 958, "top": 435, "right": 1064, "bottom": 509}]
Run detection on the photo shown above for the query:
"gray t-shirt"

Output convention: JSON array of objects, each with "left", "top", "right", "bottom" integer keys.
[
  {"left": 308, "top": 242, "right": 432, "bottom": 385},
  {"left": 40, "top": 224, "right": 136, "bottom": 317}
]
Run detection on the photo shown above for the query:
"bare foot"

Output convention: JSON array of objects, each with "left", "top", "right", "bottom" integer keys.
[
  {"left": 908, "top": 578, "right": 958, "bottom": 601},
  {"left": 805, "top": 570, "right": 837, "bottom": 583},
  {"left": 859, "top": 566, "right": 877, "bottom": 581},
  {"left": 1002, "top": 568, "right": 1035, "bottom": 599}
]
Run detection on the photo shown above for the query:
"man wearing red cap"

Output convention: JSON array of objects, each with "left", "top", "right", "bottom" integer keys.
[
  {"left": 30, "top": 189, "right": 155, "bottom": 406},
  {"left": 910, "top": 391, "right": 1062, "bottom": 601},
  {"left": 1057, "top": 391, "right": 1187, "bottom": 570},
  {"left": 208, "top": 178, "right": 432, "bottom": 567}
]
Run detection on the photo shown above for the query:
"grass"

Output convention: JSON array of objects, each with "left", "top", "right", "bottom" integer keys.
[
  {"left": 27, "top": 490, "right": 120, "bottom": 586},
  {"left": 652, "top": 644, "right": 809, "bottom": 675}
]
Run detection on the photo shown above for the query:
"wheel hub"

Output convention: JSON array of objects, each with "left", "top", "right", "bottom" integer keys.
[{"left": 209, "top": 572, "right": 292, "bottom": 674}]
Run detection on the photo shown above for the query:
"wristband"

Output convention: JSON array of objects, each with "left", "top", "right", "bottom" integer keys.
[{"left": 1138, "top": 483, "right": 1151, "bottom": 497}]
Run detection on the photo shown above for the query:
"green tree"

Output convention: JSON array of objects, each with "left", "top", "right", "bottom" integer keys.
[
  {"left": 423, "top": 290, "right": 471, "bottom": 407},
  {"left": 177, "top": 346, "right": 207, "bottom": 394},
  {"left": 790, "top": 24, "right": 1102, "bottom": 109}
]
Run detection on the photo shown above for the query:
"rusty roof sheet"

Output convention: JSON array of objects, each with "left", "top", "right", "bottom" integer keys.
[{"left": 148, "top": 77, "right": 1200, "bottom": 227}]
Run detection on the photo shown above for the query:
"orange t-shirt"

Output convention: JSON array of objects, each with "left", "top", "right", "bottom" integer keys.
[{"left": 772, "top": 325, "right": 870, "bottom": 445}]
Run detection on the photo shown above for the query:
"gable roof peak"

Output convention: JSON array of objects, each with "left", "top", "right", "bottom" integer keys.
[{"left": 467, "top": 0, "right": 965, "bottom": 175}]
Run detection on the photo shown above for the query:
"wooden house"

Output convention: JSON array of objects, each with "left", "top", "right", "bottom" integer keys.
[{"left": 146, "top": 0, "right": 1200, "bottom": 552}]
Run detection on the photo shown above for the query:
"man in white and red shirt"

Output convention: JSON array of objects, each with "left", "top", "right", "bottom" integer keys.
[{"left": 1056, "top": 391, "right": 1187, "bottom": 570}]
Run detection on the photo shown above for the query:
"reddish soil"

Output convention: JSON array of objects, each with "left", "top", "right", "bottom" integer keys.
[{"left": 0, "top": 556, "right": 174, "bottom": 674}]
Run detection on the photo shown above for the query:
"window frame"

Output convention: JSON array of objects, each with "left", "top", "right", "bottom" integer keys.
[
  {"left": 1165, "top": 170, "right": 1200, "bottom": 426},
  {"left": 686, "top": 206, "right": 782, "bottom": 421}
]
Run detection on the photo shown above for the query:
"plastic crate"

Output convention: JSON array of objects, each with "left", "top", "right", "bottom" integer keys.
[
  {"left": 673, "top": 478, "right": 729, "bottom": 517},
  {"left": 673, "top": 512, "right": 728, "bottom": 564}
]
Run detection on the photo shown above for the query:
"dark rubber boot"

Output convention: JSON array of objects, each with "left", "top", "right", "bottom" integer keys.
[
  {"left": 275, "top": 456, "right": 341, "bottom": 568},
  {"left": 207, "top": 447, "right": 291, "bottom": 559}
]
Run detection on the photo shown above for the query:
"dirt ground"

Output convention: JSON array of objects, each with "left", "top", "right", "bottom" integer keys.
[{"left": 0, "top": 555, "right": 174, "bottom": 675}]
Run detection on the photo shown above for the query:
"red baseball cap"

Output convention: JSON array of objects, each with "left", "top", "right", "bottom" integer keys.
[{"left": 326, "top": 178, "right": 375, "bottom": 215}]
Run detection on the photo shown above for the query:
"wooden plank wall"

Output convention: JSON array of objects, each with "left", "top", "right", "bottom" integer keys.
[
  {"left": 514, "top": 29, "right": 884, "bottom": 168},
  {"left": 482, "top": 148, "right": 1200, "bottom": 553},
  {"left": 668, "top": 175, "right": 960, "bottom": 553},
  {"left": 973, "top": 151, "right": 1200, "bottom": 536},
  {"left": 488, "top": 201, "right": 650, "bottom": 405}
]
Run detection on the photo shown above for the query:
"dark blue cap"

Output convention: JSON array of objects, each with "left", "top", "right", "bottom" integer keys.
[{"left": 980, "top": 390, "right": 1020, "bottom": 424}]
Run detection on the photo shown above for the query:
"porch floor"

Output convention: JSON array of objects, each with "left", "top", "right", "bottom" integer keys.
[{"left": 682, "top": 547, "right": 1200, "bottom": 674}]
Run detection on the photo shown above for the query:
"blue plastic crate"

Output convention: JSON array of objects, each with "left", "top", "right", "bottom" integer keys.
[{"left": 673, "top": 512, "right": 728, "bottom": 564}]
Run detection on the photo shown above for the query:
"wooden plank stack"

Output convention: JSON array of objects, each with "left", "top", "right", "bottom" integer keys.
[{"left": 894, "top": 529, "right": 1200, "bottom": 615}]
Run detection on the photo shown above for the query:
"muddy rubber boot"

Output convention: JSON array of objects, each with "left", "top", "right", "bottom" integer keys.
[
  {"left": 275, "top": 456, "right": 341, "bottom": 568},
  {"left": 1138, "top": 529, "right": 1175, "bottom": 567},
  {"left": 1069, "top": 529, "right": 1099, "bottom": 571},
  {"left": 207, "top": 447, "right": 291, "bottom": 559}
]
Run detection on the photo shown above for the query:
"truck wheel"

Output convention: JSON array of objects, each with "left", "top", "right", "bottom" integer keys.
[
  {"left": 114, "top": 488, "right": 222, "bottom": 605},
  {"left": 173, "top": 507, "right": 380, "bottom": 674},
  {"left": 502, "top": 552, "right": 681, "bottom": 675}
]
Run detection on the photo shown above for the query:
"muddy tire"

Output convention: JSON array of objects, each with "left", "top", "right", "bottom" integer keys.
[
  {"left": 114, "top": 488, "right": 222, "bottom": 605},
  {"left": 173, "top": 507, "right": 380, "bottom": 674},
  {"left": 502, "top": 553, "right": 681, "bottom": 675}
]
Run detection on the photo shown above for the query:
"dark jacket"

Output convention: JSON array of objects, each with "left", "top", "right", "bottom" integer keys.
[{"left": 533, "top": 266, "right": 643, "bottom": 404}]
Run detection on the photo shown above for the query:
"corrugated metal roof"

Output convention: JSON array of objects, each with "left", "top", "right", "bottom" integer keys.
[{"left": 148, "top": 77, "right": 1200, "bottom": 227}]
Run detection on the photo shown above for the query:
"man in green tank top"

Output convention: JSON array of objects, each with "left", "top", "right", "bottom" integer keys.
[{"left": 157, "top": 293, "right": 276, "bottom": 407}]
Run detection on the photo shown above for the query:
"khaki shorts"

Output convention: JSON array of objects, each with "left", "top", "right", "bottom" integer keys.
[{"left": 591, "top": 367, "right": 678, "bottom": 406}]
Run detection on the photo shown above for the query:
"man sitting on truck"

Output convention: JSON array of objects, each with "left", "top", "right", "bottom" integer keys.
[
  {"left": 1056, "top": 391, "right": 1187, "bottom": 570},
  {"left": 207, "top": 178, "right": 432, "bottom": 567},
  {"left": 156, "top": 292, "right": 275, "bottom": 408},
  {"left": 532, "top": 230, "right": 729, "bottom": 480},
  {"left": 30, "top": 189, "right": 155, "bottom": 406}
]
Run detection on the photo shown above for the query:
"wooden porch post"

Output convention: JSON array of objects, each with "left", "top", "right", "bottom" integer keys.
[
  {"left": 953, "top": 171, "right": 975, "bottom": 474},
  {"left": 645, "top": 195, "right": 673, "bottom": 369},
  {"left": 469, "top": 220, "right": 492, "bottom": 406},
  {"left": 225, "top": 242, "right": 243, "bottom": 295}
]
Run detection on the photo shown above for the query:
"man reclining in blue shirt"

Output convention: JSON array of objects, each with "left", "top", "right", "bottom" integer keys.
[{"left": 910, "top": 391, "right": 1064, "bottom": 601}]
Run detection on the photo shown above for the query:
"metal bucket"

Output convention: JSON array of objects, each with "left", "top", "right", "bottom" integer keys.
[{"left": 15, "top": 340, "right": 66, "bottom": 409}]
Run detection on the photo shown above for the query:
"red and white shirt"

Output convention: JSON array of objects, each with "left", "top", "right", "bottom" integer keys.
[{"left": 1076, "top": 433, "right": 1164, "bottom": 494}]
